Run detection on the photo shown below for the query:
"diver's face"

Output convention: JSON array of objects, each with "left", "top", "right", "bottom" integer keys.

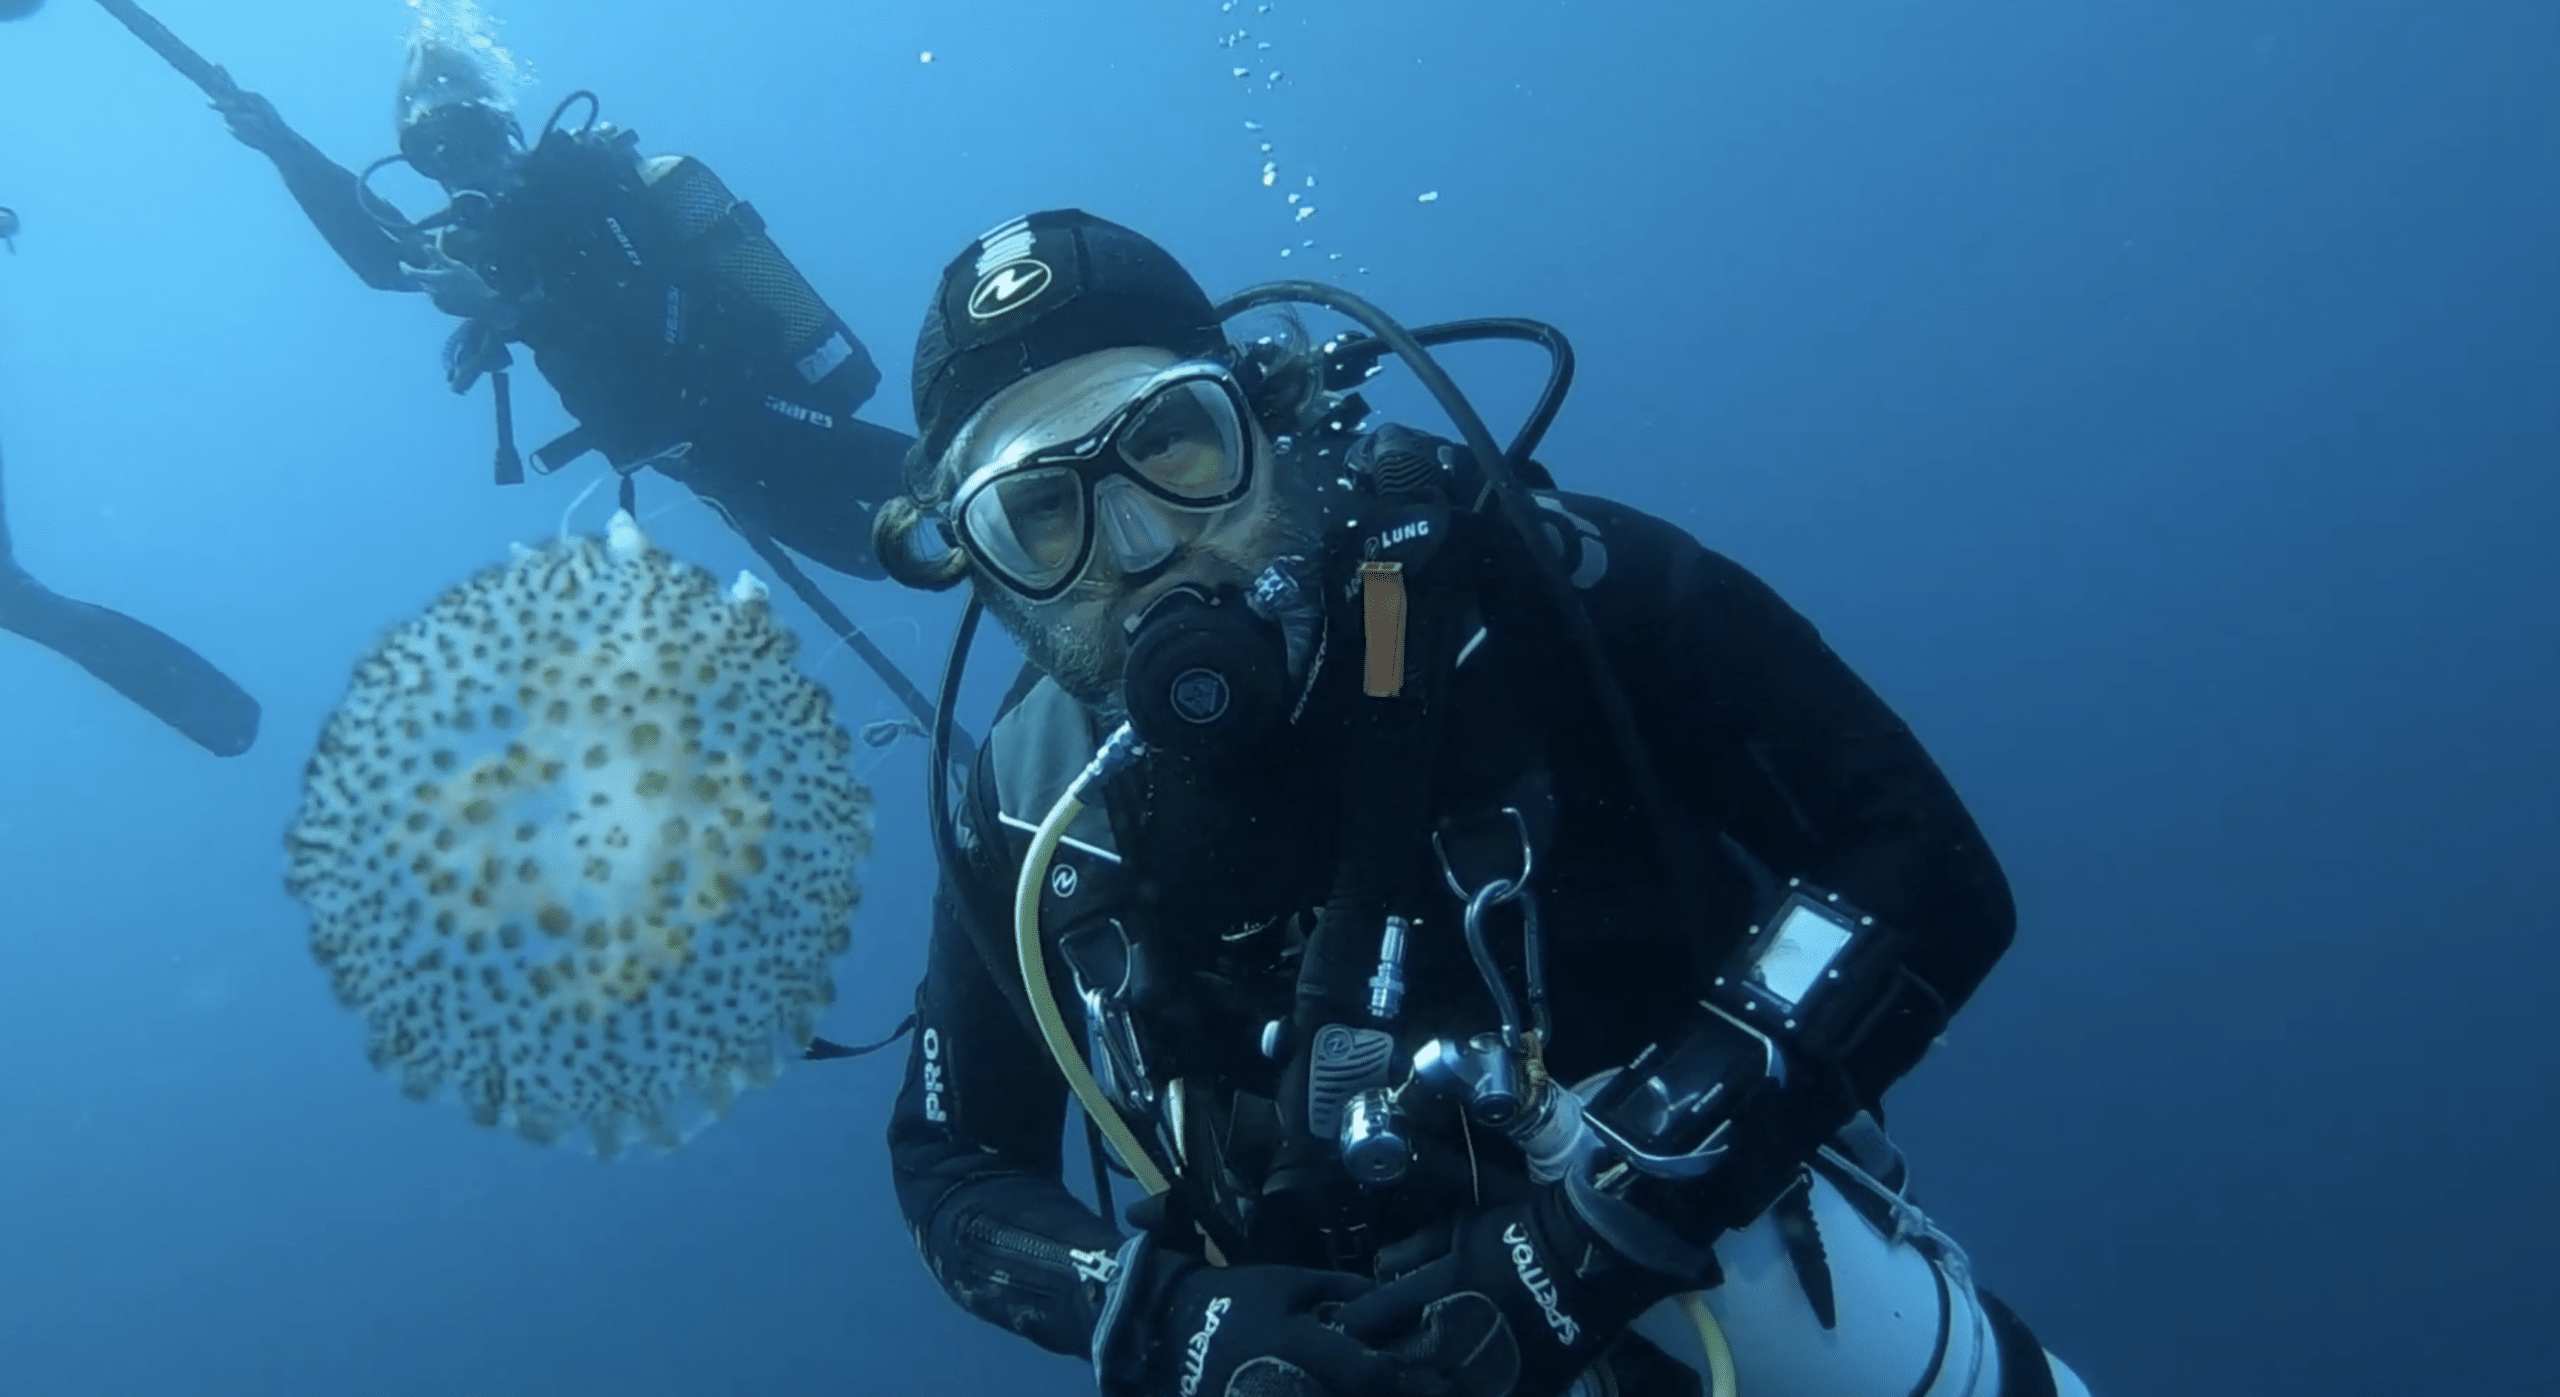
[
  {"left": 404, "top": 105, "right": 520, "bottom": 195},
  {"left": 952, "top": 350, "right": 1317, "bottom": 711}
]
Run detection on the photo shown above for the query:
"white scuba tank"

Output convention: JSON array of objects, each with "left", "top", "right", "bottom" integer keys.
[{"left": 1626, "top": 1150, "right": 2093, "bottom": 1397}]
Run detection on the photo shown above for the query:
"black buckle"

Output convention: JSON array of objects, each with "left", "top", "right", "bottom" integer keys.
[{"left": 1317, "top": 1220, "right": 1378, "bottom": 1273}]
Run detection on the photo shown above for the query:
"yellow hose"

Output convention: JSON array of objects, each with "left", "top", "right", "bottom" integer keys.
[
  {"left": 1679, "top": 1291, "right": 1739, "bottom": 1397},
  {"left": 1014, "top": 756, "right": 1174, "bottom": 1199}
]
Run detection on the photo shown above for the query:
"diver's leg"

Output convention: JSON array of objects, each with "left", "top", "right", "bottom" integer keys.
[
  {"left": 0, "top": 575, "right": 262, "bottom": 757},
  {"left": 0, "top": 446, "right": 260, "bottom": 756},
  {"left": 0, "top": 434, "right": 18, "bottom": 569}
]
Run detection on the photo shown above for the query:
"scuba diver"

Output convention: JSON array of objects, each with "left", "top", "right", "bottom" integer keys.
[
  {"left": 876, "top": 210, "right": 2093, "bottom": 1397},
  {"left": 208, "top": 34, "right": 911, "bottom": 581},
  {"left": 0, "top": 433, "right": 259, "bottom": 758}
]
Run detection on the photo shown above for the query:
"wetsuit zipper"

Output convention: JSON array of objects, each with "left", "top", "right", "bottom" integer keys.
[{"left": 961, "top": 1213, "right": 1080, "bottom": 1269}]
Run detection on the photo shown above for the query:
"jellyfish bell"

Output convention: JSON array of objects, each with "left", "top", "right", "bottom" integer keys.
[{"left": 284, "top": 511, "right": 873, "bottom": 1155}]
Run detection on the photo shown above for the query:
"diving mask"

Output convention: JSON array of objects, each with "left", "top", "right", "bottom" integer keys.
[
  {"left": 399, "top": 100, "right": 518, "bottom": 188},
  {"left": 943, "top": 359, "right": 1258, "bottom": 602}
]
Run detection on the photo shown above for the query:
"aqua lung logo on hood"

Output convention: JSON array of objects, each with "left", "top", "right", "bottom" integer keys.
[
  {"left": 968, "top": 259, "right": 1052, "bottom": 318},
  {"left": 965, "top": 215, "right": 1055, "bottom": 319}
]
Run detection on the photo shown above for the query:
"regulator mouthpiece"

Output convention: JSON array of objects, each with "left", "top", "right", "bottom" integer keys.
[{"left": 1120, "top": 584, "right": 1289, "bottom": 759}]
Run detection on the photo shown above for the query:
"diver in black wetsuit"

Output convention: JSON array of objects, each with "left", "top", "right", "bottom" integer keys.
[
  {"left": 209, "top": 34, "right": 911, "bottom": 581},
  {"left": 871, "top": 211, "right": 2092, "bottom": 1397},
  {"left": 0, "top": 433, "right": 259, "bottom": 757}
]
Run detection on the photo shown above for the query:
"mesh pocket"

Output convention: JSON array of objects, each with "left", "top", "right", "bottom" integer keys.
[
  {"left": 647, "top": 157, "right": 856, "bottom": 383},
  {"left": 655, "top": 157, "right": 738, "bottom": 241},
  {"left": 718, "top": 235, "right": 831, "bottom": 351},
  {"left": 653, "top": 157, "right": 834, "bottom": 353}
]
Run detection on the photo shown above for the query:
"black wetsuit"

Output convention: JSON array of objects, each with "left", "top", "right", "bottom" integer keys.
[
  {"left": 885, "top": 482, "right": 2017, "bottom": 1374},
  {"left": 252, "top": 117, "right": 909, "bottom": 580},
  {"left": 0, "top": 436, "right": 260, "bottom": 755}
]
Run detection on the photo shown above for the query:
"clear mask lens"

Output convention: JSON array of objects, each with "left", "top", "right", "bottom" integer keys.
[
  {"left": 960, "top": 464, "right": 1089, "bottom": 595},
  {"left": 1115, "top": 380, "right": 1245, "bottom": 502},
  {"left": 950, "top": 366, "right": 1256, "bottom": 598}
]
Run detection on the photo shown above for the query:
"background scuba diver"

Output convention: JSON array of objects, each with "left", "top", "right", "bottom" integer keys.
[
  {"left": 0, "top": 431, "right": 260, "bottom": 758},
  {"left": 208, "top": 33, "right": 912, "bottom": 581},
  {"left": 876, "top": 210, "right": 2093, "bottom": 1397}
]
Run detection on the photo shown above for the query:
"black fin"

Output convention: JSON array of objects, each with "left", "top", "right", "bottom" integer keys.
[{"left": 0, "top": 573, "right": 260, "bottom": 757}]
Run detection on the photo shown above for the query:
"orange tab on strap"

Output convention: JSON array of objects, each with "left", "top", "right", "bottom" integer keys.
[{"left": 1360, "top": 561, "right": 1408, "bottom": 698}]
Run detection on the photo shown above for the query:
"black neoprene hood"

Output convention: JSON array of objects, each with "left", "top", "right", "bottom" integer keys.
[{"left": 909, "top": 209, "right": 1228, "bottom": 490}]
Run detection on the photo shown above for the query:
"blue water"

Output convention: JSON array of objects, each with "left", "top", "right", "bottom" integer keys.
[{"left": 2, "top": 2, "right": 2553, "bottom": 1393}]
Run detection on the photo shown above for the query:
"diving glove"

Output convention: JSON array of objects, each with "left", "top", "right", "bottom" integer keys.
[
  {"left": 1092, "top": 1233, "right": 1416, "bottom": 1397},
  {"left": 1339, "top": 1186, "right": 1685, "bottom": 1397}
]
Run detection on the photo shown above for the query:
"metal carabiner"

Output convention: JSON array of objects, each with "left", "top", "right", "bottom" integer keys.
[
  {"left": 1433, "top": 807, "right": 1552, "bottom": 1049},
  {"left": 1433, "top": 804, "right": 1535, "bottom": 908}
]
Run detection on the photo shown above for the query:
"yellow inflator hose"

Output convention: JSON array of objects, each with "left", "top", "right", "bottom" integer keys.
[
  {"left": 1013, "top": 728, "right": 1173, "bottom": 1199},
  {"left": 1681, "top": 1292, "right": 1740, "bottom": 1397}
]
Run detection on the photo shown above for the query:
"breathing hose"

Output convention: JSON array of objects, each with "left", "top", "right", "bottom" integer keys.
[
  {"left": 1011, "top": 723, "right": 1171, "bottom": 1199},
  {"left": 1681, "top": 1293, "right": 1741, "bottom": 1396}
]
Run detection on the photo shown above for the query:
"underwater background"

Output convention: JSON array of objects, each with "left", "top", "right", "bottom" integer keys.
[{"left": 2, "top": 1, "right": 2554, "bottom": 1393}]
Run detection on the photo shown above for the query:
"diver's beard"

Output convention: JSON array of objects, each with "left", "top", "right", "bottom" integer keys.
[{"left": 988, "top": 583, "right": 1129, "bottom": 717}]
